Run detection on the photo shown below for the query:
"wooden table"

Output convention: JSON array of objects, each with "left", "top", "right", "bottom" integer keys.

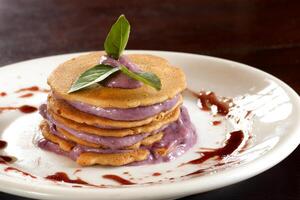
[{"left": 0, "top": 0, "right": 299, "bottom": 199}]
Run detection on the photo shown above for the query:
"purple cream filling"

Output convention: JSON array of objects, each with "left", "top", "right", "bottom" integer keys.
[
  {"left": 39, "top": 104, "right": 166, "bottom": 149},
  {"left": 131, "top": 106, "right": 197, "bottom": 165},
  {"left": 100, "top": 55, "right": 142, "bottom": 89},
  {"left": 66, "top": 95, "right": 180, "bottom": 121},
  {"left": 38, "top": 106, "right": 197, "bottom": 165}
]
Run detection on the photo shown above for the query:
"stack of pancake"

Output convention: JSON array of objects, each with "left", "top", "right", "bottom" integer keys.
[{"left": 38, "top": 52, "right": 196, "bottom": 166}]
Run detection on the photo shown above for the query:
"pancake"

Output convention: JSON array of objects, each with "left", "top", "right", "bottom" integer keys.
[
  {"left": 42, "top": 118, "right": 165, "bottom": 150},
  {"left": 39, "top": 123, "right": 150, "bottom": 166},
  {"left": 125, "top": 132, "right": 164, "bottom": 150},
  {"left": 139, "top": 132, "right": 164, "bottom": 146},
  {"left": 48, "top": 52, "right": 186, "bottom": 108},
  {"left": 48, "top": 94, "right": 183, "bottom": 129},
  {"left": 47, "top": 106, "right": 181, "bottom": 137},
  {"left": 56, "top": 126, "right": 103, "bottom": 149},
  {"left": 56, "top": 126, "right": 164, "bottom": 150},
  {"left": 76, "top": 150, "right": 149, "bottom": 166},
  {"left": 38, "top": 106, "right": 197, "bottom": 166},
  {"left": 38, "top": 137, "right": 150, "bottom": 166},
  {"left": 40, "top": 120, "right": 74, "bottom": 151}
]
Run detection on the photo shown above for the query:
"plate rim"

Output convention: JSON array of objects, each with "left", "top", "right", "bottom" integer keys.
[{"left": 0, "top": 50, "right": 300, "bottom": 200}]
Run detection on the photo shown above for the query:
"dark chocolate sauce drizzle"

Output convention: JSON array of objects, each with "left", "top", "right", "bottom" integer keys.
[
  {"left": 15, "top": 86, "right": 49, "bottom": 93},
  {"left": 0, "top": 155, "right": 13, "bottom": 163},
  {"left": 0, "top": 140, "right": 7, "bottom": 149},
  {"left": 191, "top": 90, "right": 231, "bottom": 116},
  {"left": 45, "top": 172, "right": 106, "bottom": 188},
  {"left": 19, "top": 93, "right": 34, "bottom": 98},
  {"left": 0, "top": 105, "right": 37, "bottom": 113},
  {"left": 187, "top": 130, "right": 244, "bottom": 165},
  {"left": 102, "top": 174, "right": 136, "bottom": 185},
  {"left": 0, "top": 139, "right": 14, "bottom": 164},
  {"left": 45, "top": 172, "right": 90, "bottom": 185},
  {"left": 4, "top": 167, "right": 36, "bottom": 179},
  {"left": 0, "top": 86, "right": 44, "bottom": 114},
  {"left": 184, "top": 169, "right": 206, "bottom": 176}
]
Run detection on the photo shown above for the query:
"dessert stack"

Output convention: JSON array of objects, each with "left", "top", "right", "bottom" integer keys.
[{"left": 38, "top": 15, "right": 196, "bottom": 166}]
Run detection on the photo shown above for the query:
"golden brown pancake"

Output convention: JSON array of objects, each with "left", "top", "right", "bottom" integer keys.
[
  {"left": 56, "top": 126, "right": 164, "bottom": 150},
  {"left": 154, "top": 148, "right": 169, "bottom": 157},
  {"left": 40, "top": 120, "right": 75, "bottom": 151},
  {"left": 40, "top": 121, "right": 150, "bottom": 166},
  {"left": 56, "top": 126, "right": 103, "bottom": 149},
  {"left": 48, "top": 94, "right": 182, "bottom": 129},
  {"left": 77, "top": 150, "right": 149, "bottom": 166},
  {"left": 48, "top": 105, "right": 180, "bottom": 137},
  {"left": 140, "top": 132, "right": 164, "bottom": 146},
  {"left": 48, "top": 52, "right": 186, "bottom": 108},
  {"left": 42, "top": 119, "right": 165, "bottom": 150}
]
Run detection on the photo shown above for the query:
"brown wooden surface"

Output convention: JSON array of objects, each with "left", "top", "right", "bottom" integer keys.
[{"left": 0, "top": 0, "right": 299, "bottom": 199}]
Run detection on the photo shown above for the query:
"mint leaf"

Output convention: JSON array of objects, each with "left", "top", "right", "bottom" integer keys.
[
  {"left": 104, "top": 15, "right": 130, "bottom": 59},
  {"left": 68, "top": 64, "right": 120, "bottom": 93},
  {"left": 120, "top": 65, "right": 162, "bottom": 90}
]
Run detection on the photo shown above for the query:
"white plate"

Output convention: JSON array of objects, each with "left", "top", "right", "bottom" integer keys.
[{"left": 0, "top": 51, "right": 299, "bottom": 200}]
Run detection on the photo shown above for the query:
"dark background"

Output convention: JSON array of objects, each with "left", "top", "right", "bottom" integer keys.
[{"left": 0, "top": 0, "right": 299, "bottom": 199}]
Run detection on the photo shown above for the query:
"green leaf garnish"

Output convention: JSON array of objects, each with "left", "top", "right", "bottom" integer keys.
[
  {"left": 68, "top": 15, "right": 162, "bottom": 93},
  {"left": 120, "top": 65, "right": 162, "bottom": 91},
  {"left": 68, "top": 64, "right": 120, "bottom": 93},
  {"left": 104, "top": 15, "right": 130, "bottom": 59}
]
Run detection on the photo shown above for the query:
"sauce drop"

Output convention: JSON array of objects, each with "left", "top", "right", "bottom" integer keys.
[
  {"left": 184, "top": 169, "right": 206, "bottom": 176},
  {"left": 4, "top": 167, "right": 36, "bottom": 179},
  {"left": 73, "top": 169, "right": 82, "bottom": 175},
  {"left": 239, "top": 135, "right": 253, "bottom": 152},
  {"left": 15, "top": 86, "right": 50, "bottom": 93},
  {"left": 0, "top": 160, "right": 6, "bottom": 164},
  {"left": 0, "top": 140, "right": 7, "bottom": 149},
  {"left": 18, "top": 105, "right": 38, "bottom": 113},
  {"left": 152, "top": 172, "right": 161, "bottom": 176},
  {"left": 212, "top": 121, "right": 222, "bottom": 126},
  {"left": 102, "top": 174, "right": 135, "bottom": 185},
  {"left": 191, "top": 90, "right": 231, "bottom": 116},
  {"left": 15, "top": 86, "right": 39, "bottom": 93},
  {"left": 19, "top": 93, "right": 34, "bottom": 98},
  {"left": 183, "top": 161, "right": 236, "bottom": 177},
  {"left": 0, "top": 155, "right": 13, "bottom": 162},
  {"left": 0, "top": 141, "right": 13, "bottom": 164},
  {"left": 45, "top": 172, "right": 105, "bottom": 188},
  {"left": 45, "top": 172, "right": 89, "bottom": 185},
  {"left": 72, "top": 185, "right": 82, "bottom": 188},
  {"left": 0, "top": 92, "right": 7, "bottom": 97},
  {"left": 245, "top": 110, "right": 252, "bottom": 118},
  {"left": 0, "top": 105, "right": 37, "bottom": 113},
  {"left": 187, "top": 130, "right": 244, "bottom": 165}
]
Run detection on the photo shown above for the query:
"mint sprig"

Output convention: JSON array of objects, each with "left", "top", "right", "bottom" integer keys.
[
  {"left": 68, "top": 64, "right": 120, "bottom": 93},
  {"left": 68, "top": 15, "right": 162, "bottom": 93},
  {"left": 104, "top": 15, "right": 130, "bottom": 59},
  {"left": 68, "top": 64, "right": 161, "bottom": 93},
  {"left": 120, "top": 65, "right": 161, "bottom": 90}
]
